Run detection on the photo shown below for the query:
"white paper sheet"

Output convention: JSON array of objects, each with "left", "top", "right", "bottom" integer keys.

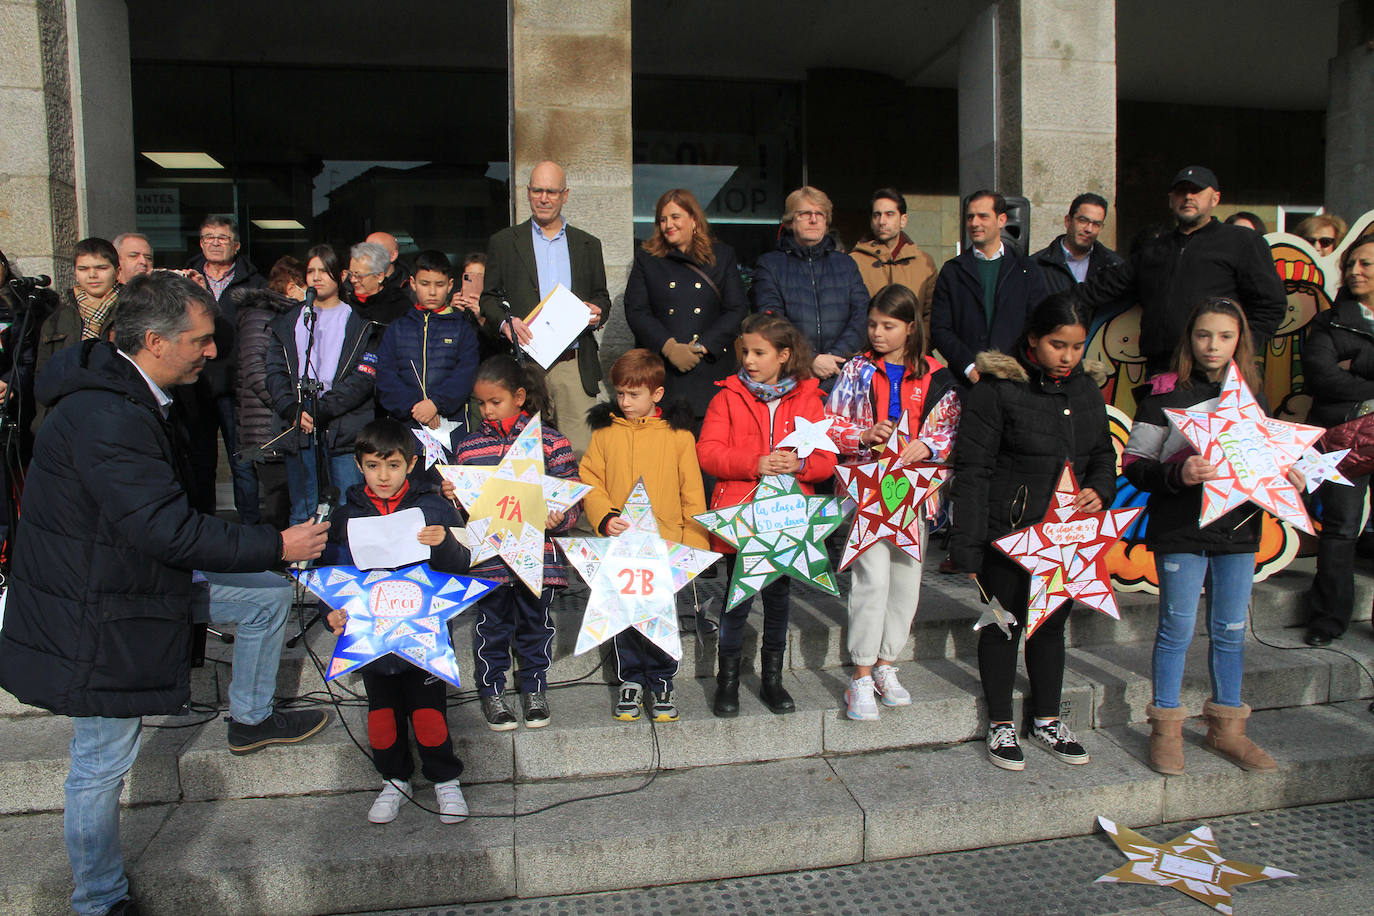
[
  {"left": 521, "top": 283, "right": 593, "bottom": 370},
  {"left": 347, "top": 507, "right": 430, "bottom": 570},
  {"left": 0, "top": 588, "right": 6, "bottom": 631}
]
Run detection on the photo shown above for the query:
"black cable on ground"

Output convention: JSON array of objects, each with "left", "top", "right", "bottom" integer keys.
[{"left": 1245, "top": 599, "right": 1374, "bottom": 714}]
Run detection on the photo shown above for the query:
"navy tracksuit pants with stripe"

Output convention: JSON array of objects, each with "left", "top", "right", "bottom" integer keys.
[{"left": 473, "top": 583, "right": 554, "bottom": 696}]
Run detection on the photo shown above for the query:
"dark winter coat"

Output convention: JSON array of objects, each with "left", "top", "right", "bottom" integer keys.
[
  {"left": 929, "top": 249, "right": 1049, "bottom": 384},
  {"left": 1302, "top": 293, "right": 1374, "bottom": 429},
  {"left": 0, "top": 341, "right": 281, "bottom": 717},
  {"left": 1076, "top": 217, "right": 1286, "bottom": 371},
  {"left": 264, "top": 305, "right": 381, "bottom": 456},
  {"left": 1032, "top": 236, "right": 1124, "bottom": 295},
  {"left": 235, "top": 288, "right": 298, "bottom": 457},
  {"left": 1122, "top": 370, "right": 1263, "bottom": 555},
  {"left": 321, "top": 481, "right": 470, "bottom": 676},
  {"left": 185, "top": 253, "right": 267, "bottom": 398},
  {"left": 347, "top": 267, "right": 416, "bottom": 327},
  {"left": 374, "top": 305, "right": 481, "bottom": 436},
  {"left": 948, "top": 350, "right": 1117, "bottom": 610},
  {"left": 751, "top": 232, "right": 870, "bottom": 361},
  {"left": 624, "top": 241, "right": 750, "bottom": 411},
  {"left": 478, "top": 219, "right": 613, "bottom": 397}
]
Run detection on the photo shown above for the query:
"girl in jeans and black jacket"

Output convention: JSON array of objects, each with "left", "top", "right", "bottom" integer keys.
[{"left": 948, "top": 291, "right": 1116, "bottom": 771}]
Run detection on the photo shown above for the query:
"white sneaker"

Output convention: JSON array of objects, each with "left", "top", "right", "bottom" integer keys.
[
  {"left": 872, "top": 664, "right": 912, "bottom": 706},
  {"left": 367, "top": 779, "right": 411, "bottom": 824},
  {"left": 845, "top": 675, "right": 880, "bottom": 720},
  {"left": 434, "top": 778, "right": 468, "bottom": 823}
]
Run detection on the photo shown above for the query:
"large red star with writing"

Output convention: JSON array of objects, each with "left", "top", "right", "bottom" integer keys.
[
  {"left": 991, "top": 464, "right": 1142, "bottom": 638},
  {"left": 833, "top": 413, "right": 950, "bottom": 570},
  {"left": 1163, "top": 361, "right": 1322, "bottom": 534}
]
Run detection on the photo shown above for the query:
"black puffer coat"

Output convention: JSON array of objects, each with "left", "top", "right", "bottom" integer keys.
[
  {"left": 623, "top": 241, "right": 749, "bottom": 411},
  {"left": 0, "top": 341, "right": 281, "bottom": 717},
  {"left": 1303, "top": 293, "right": 1374, "bottom": 429},
  {"left": 949, "top": 349, "right": 1117, "bottom": 609},
  {"left": 264, "top": 305, "right": 381, "bottom": 456},
  {"left": 235, "top": 288, "right": 298, "bottom": 457}
]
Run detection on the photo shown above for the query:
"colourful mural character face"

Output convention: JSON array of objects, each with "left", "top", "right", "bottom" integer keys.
[
  {"left": 1085, "top": 304, "right": 1148, "bottom": 420},
  {"left": 1265, "top": 244, "right": 1332, "bottom": 420}
]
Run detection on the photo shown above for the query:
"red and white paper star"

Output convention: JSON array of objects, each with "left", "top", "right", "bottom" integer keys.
[
  {"left": 991, "top": 464, "right": 1142, "bottom": 638},
  {"left": 833, "top": 414, "right": 950, "bottom": 570},
  {"left": 1163, "top": 362, "right": 1322, "bottom": 534}
]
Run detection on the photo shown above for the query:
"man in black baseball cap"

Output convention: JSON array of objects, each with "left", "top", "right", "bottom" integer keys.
[{"left": 1077, "top": 165, "right": 1285, "bottom": 373}]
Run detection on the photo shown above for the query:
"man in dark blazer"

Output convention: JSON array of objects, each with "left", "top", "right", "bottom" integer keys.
[
  {"left": 479, "top": 159, "right": 612, "bottom": 458},
  {"left": 930, "top": 190, "right": 1049, "bottom": 385}
]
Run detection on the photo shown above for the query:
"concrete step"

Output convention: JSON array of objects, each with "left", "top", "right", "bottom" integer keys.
[
  {"left": 4, "top": 702, "right": 1371, "bottom": 915},
  {"left": 4, "top": 627, "right": 1369, "bottom": 815}
]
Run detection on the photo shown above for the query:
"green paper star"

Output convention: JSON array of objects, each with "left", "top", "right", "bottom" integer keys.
[{"left": 694, "top": 474, "right": 846, "bottom": 609}]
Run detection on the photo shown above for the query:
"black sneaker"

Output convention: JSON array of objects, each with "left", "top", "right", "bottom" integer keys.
[
  {"left": 986, "top": 722, "right": 1025, "bottom": 771},
  {"left": 481, "top": 694, "right": 518, "bottom": 731},
  {"left": 1030, "top": 719, "right": 1089, "bottom": 764},
  {"left": 227, "top": 709, "right": 329, "bottom": 756},
  {"left": 101, "top": 897, "right": 141, "bottom": 916},
  {"left": 522, "top": 690, "right": 551, "bottom": 728}
]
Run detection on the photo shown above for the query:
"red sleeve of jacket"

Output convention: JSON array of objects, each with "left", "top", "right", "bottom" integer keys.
[{"left": 697, "top": 389, "right": 762, "bottom": 483}]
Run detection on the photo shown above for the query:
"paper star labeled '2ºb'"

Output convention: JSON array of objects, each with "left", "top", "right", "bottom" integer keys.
[
  {"left": 991, "top": 463, "right": 1142, "bottom": 638},
  {"left": 293, "top": 563, "right": 496, "bottom": 688},
  {"left": 437, "top": 414, "right": 592, "bottom": 593},
  {"left": 556, "top": 479, "right": 721, "bottom": 660},
  {"left": 1163, "top": 362, "right": 1323, "bottom": 533},
  {"left": 1096, "top": 816, "right": 1295, "bottom": 914},
  {"left": 833, "top": 412, "right": 950, "bottom": 570},
  {"left": 694, "top": 474, "right": 846, "bottom": 610}
]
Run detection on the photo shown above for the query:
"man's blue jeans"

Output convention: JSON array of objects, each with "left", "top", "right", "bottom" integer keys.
[
  {"left": 64, "top": 570, "right": 294, "bottom": 914},
  {"left": 285, "top": 444, "right": 362, "bottom": 524},
  {"left": 1152, "top": 551, "right": 1255, "bottom": 708}
]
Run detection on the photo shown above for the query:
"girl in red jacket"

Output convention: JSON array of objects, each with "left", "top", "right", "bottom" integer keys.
[{"left": 697, "top": 313, "right": 837, "bottom": 718}]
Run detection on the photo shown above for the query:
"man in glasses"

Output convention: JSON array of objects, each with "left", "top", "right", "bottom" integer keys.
[
  {"left": 1033, "top": 192, "right": 1123, "bottom": 295},
  {"left": 479, "top": 159, "right": 611, "bottom": 459},
  {"left": 1078, "top": 166, "right": 1286, "bottom": 375}
]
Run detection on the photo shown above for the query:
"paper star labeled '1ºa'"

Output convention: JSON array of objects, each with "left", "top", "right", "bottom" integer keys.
[
  {"left": 293, "top": 563, "right": 496, "bottom": 688},
  {"left": 991, "top": 463, "right": 1142, "bottom": 638},
  {"left": 694, "top": 474, "right": 846, "bottom": 610},
  {"left": 1096, "top": 816, "right": 1295, "bottom": 914},
  {"left": 833, "top": 413, "right": 950, "bottom": 570},
  {"left": 556, "top": 479, "right": 721, "bottom": 660},
  {"left": 775, "top": 415, "right": 840, "bottom": 459},
  {"left": 1163, "top": 362, "right": 1323, "bottom": 533},
  {"left": 437, "top": 413, "right": 592, "bottom": 593}
]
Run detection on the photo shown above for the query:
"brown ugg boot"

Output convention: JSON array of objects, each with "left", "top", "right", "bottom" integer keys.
[
  {"left": 1145, "top": 704, "right": 1189, "bottom": 775},
  {"left": 1202, "top": 700, "right": 1276, "bottom": 771}
]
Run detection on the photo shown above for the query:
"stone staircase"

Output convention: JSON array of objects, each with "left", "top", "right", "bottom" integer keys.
[{"left": 2, "top": 554, "right": 1373, "bottom": 915}]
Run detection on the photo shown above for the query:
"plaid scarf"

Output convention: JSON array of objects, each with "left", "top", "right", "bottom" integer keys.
[{"left": 73, "top": 286, "right": 119, "bottom": 339}]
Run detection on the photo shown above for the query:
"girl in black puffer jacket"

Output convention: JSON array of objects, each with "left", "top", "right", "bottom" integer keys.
[{"left": 949, "top": 291, "right": 1116, "bottom": 772}]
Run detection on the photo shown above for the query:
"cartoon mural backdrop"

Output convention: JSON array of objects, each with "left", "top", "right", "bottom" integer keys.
[{"left": 1095, "top": 211, "right": 1374, "bottom": 593}]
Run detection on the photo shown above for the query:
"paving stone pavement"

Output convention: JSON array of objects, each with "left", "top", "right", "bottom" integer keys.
[{"left": 354, "top": 796, "right": 1374, "bottom": 916}]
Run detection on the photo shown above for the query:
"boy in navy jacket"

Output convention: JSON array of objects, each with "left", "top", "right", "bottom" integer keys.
[
  {"left": 374, "top": 250, "right": 481, "bottom": 450},
  {"left": 322, "top": 418, "right": 472, "bottom": 825}
]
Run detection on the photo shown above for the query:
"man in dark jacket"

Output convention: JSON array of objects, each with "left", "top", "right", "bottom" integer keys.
[
  {"left": 0, "top": 273, "right": 329, "bottom": 916},
  {"left": 1076, "top": 166, "right": 1286, "bottom": 373},
  {"left": 1033, "top": 192, "right": 1123, "bottom": 295},
  {"left": 185, "top": 214, "right": 267, "bottom": 525},
  {"left": 930, "top": 190, "right": 1049, "bottom": 385},
  {"left": 479, "top": 159, "right": 612, "bottom": 458},
  {"left": 752, "top": 185, "right": 870, "bottom": 391}
]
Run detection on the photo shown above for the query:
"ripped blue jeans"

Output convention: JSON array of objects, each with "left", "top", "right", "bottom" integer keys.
[{"left": 1152, "top": 551, "right": 1255, "bottom": 708}]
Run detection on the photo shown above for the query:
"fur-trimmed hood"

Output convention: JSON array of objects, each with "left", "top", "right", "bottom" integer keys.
[
  {"left": 586, "top": 398, "right": 696, "bottom": 432},
  {"left": 974, "top": 349, "right": 1108, "bottom": 386}
]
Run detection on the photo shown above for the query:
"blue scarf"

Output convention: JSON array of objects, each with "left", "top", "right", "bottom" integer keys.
[{"left": 737, "top": 369, "right": 797, "bottom": 402}]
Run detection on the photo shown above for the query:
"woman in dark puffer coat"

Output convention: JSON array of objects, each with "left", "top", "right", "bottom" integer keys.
[{"left": 949, "top": 291, "right": 1116, "bottom": 772}]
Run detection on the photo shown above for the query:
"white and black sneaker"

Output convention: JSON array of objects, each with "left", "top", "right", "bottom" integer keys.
[
  {"left": 986, "top": 722, "right": 1025, "bottom": 771},
  {"left": 1030, "top": 719, "right": 1089, "bottom": 765},
  {"left": 614, "top": 683, "right": 644, "bottom": 721},
  {"left": 481, "top": 694, "right": 518, "bottom": 731}
]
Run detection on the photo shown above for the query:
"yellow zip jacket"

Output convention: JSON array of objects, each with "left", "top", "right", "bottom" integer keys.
[{"left": 579, "top": 401, "right": 709, "bottom": 548}]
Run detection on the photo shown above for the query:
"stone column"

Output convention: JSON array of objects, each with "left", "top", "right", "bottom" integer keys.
[
  {"left": 1327, "top": 0, "right": 1374, "bottom": 219},
  {"left": 0, "top": 0, "right": 78, "bottom": 283},
  {"left": 510, "top": 0, "right": 634, "bottom": 376},
  {"left": 68, "top": 0, "right": 135, "bottom": 239},
  {"left": 958, "top": 0, "right": 1117, "bottom": 250}
]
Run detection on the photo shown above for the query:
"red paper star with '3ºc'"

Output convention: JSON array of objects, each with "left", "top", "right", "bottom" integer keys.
[
  {"left": 833, "top": 414, "right": 950, "bottom": 570},
  {"left": 991, "top": 463, "right": 1142, "bottom": 638}
]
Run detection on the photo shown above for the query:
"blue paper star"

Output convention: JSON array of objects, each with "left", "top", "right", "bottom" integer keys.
[{"left": 293, "top": 563, "right": 496, "bottom": 688}]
